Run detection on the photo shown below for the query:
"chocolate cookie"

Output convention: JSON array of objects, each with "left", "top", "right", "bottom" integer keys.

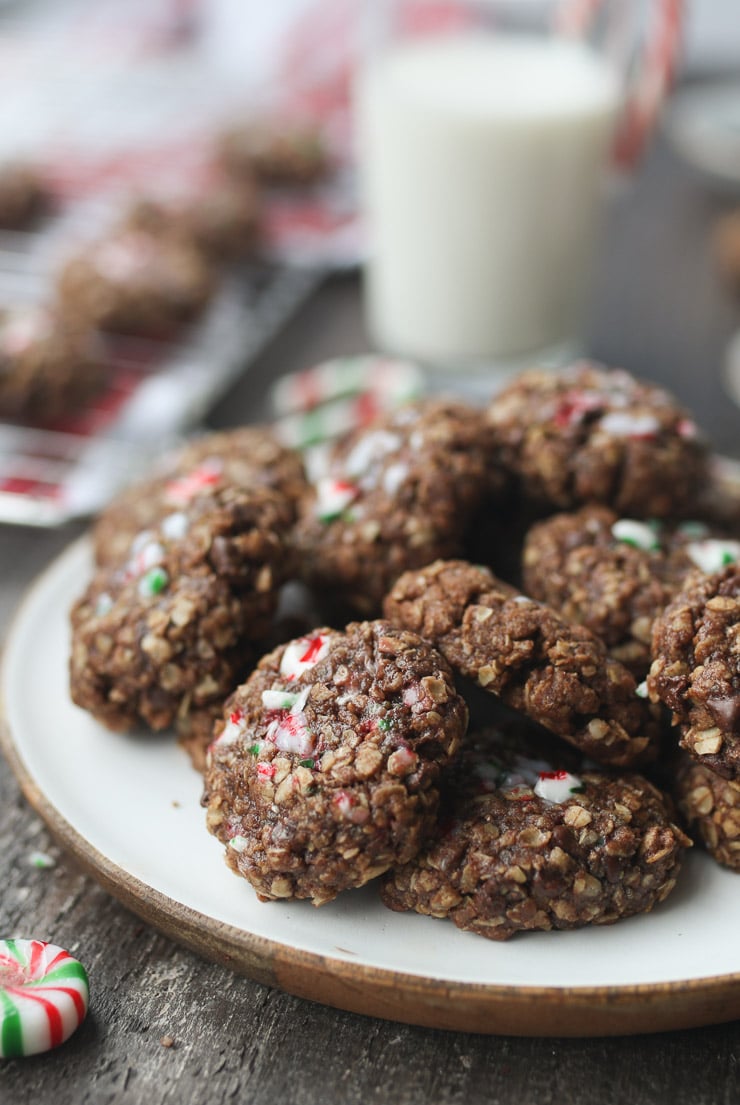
[
  {"left": 648, "top": 565, "right": 740, "bottom": 779},
  {"left": 381, "top": 725, "right": 689, "bottom": 940},
  {"left": 0, "top": 164, "right": 46, "bottom": 229},
  {"left": 204, "top": 620, "right": 467, "bottom": 906},
  {"left": 672, "top": 752, "right": 740, "bottom": 870},
  {"left": 383, "top": 559, "right": 659, "bottom": 766},
  {"left": 217, "top": 119, "right": 329, "bottom": 187},
  {"left": 93, "top": 426, "right": 307, "bottom": 569},
  {"left": 523, "top": 508, "right": 740, "bottom": 677},
  {"left": 293, "top": 400, "right": 504, "bottom": 615},
  {"left": 71, "top": 483, "right": 291, "bottom": 734},
  {"left": 124, "top": 175, "right": 261, "bottom": 263},
  {"left": 486, "top": 362, "right": 708, "bottom": 517},
  {"left": 57, "top": 229, "right": 214, "bottom": 337},
  {"left": 0, "top": 305, "right": 106, "bottom": 420}
]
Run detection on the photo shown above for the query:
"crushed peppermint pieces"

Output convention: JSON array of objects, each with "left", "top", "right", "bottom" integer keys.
[
  {"left": 598, "top": 412, "right": 660, "bottom": 439},
  {"left": 686, "top": 539, "right": 740, "bottom": 575},
  {"left": 611, "top": 519, "right": 661, "bottom": 552},
  {"left": 27, "top": 851, "right": 55, "bottom": 870},
  {"left": 280, "top": 634, "right": 329, "bottom": 681},
  {"left": 314, "top": 477, "right": 359, "bottom": 523},
  {"left": 534, "top": 770, "right": 584, "bottom": 804},
  {"left": 138, "top": 566, "right": 169, "bottom": 598},
  {"left": 164, "top": 458, "right": 222, "bottom": 505}
]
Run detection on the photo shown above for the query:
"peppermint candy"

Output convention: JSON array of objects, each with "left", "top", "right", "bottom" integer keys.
[
  {"left": 0, "top": 939, "right": 89, "bottom": 1058},
  {"left": 314, "top": 477, "right": 359, "bottom": 523},
  {"left": 264, "top": 686, "right": 313, "bottom": 756},
  {"left": 611, "top": 519, "right": 660, "bottom": 552},
  {"left": 553, "top": 389, "right": 603, "bottom": 428},
  {"left": 534, "top": 770, "right": 584, "bottom": 804},
  {"left": 138, "top": 566, "right": 169, "bottom": 598},
  {"left": 164, "top": 458, "right": 222, "bottom": 506},
  {"left": 332, "top": 790, "right": 369, "bottom": 824},
  {"left": 686, "top": 540, "right": 740, "bottom": 575},
  {"left": 599, "top": 412, "right": 660, "bottom": 439},
  {"left": 280, "top": 634, "right": 329, "bottom": 681}
]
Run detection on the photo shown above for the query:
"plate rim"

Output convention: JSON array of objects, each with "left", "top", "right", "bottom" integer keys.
[{"left": 3, "top": 536, "right": 740, "bottom": 1037}]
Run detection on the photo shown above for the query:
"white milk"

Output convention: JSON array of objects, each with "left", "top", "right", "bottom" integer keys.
[{"left": 356, "top": 34, "right": 621, "bottom": 364}]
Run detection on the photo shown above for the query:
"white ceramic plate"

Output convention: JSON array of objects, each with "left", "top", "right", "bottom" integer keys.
[{"left": 3, "top": 538, "right": 740, "bottom": 1036}]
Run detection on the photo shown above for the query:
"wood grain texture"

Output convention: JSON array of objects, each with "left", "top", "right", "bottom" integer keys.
[{"left": 2, "top": 761, "right": 740, "bottom": 1105}]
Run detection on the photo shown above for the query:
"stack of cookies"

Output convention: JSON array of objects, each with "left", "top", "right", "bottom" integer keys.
[{"left": 71, "top": 359, "right": 740, "bottom": 941}]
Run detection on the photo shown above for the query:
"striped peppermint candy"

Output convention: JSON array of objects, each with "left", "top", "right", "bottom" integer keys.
[{"left": 0, "top": 939, "right": 89, "bottom": 1058}]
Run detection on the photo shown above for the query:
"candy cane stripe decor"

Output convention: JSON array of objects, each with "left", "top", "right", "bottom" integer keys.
[{"left": 0, "top": 939, "right": 89, "bottom": 1058}]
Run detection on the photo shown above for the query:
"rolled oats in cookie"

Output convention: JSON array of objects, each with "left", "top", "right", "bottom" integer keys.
[
  {"left": 293, "top": 399, "right": 504, "bottom": 615},
  {"left": 383, "top": 559, "right": 659, "bottom": 766},
  {"left": 522, "top": 507, "right": 740, "bottom": 677},
  {"left": 485, "top": 362, "right": 708, "bottom": 517},
  {"left": 671, "top": 751, "right": 740, "bottom": 870},
  {"left": 70, "top": 484, "right": 291, "bottom": 734},
  {"left": 204, "top": 620, "right": 467, "bottom": 906},
  {"left": 56, "top": 228, "right": 214, "bottom": 337},
  {"left": 93, "top": 426, "right": 307, "bottom": 569},
  {"left": 381, "top": 725, "right": 689, "bottom": 940},
  {"left": 648, "top": 564, "right": 740, "bottom": 779}
]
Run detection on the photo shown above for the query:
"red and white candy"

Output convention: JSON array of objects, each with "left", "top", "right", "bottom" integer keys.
[{"left": 0, "top": 939, "right": 89, "bottom": 1058}]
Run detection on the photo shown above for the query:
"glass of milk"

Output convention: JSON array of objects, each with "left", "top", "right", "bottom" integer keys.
[{"left": 355, "top": 0, "right": 664, "bottom": 374}]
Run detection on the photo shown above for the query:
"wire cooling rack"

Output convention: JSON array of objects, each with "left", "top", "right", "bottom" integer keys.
[{"left": 0, "top": 229, "right": 323, "bottom": 526}]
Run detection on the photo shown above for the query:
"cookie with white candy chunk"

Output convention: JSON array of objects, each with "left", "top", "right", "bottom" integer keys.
[
  {"left": 649, "top": 564, "right": 740, "bottom": 779},
  {"left": 522, "top": 506, "right": 740, "bottom": 677},
  {"left": 485, "top": 362, "right": 708, "bottom": 517},
  {"left": 93, "top": 425, "right": 307, "bottom": 570},
  {"left": 381, "top": 725, "right": 690, "bottom": 941},
  {"left": 71, "top": 482, "right": 291, "bottom": 736},
  {"left": 383, "top": 559, "right": 660, "bottom": 767},
  {"left": 292, "top": 398, "right": 505, "bottom": 615},
  {"left": 204, "top": 620, "right": 467, "bottom": 906}
]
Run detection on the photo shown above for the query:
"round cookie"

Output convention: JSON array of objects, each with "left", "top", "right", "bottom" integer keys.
[
  {"left": 648, "top": 564, "right": 740, "bottom": 779},
  {"left": 381, "top": 725, "right": 689, "bottom": 941},
  {"left": 522, "top": 508, "right": 740, "bottom": 677},
  {"left": 383, "top": 559, "right": 659, "bottom": 767},
  {"left": 0, "top": 164, "right": 46, "bottom": 229},
  {"left": 71, "top": 484, "right": 291, "bottom": 733},
  {"left": 92, "top": 426, "right": 307, "bottom": 570},
  {"left": 293, "top": 399, "right": 504, "bottom": 615},
  {"left": 217, "top": 119, "right": 329, "bottom": 186},
  {"left": 204, "top": 620, "right": 468, "bottom": 906},
  {"left": 56, "top": 228, "right": 214, "bottom": 337},
  {"left": 123, "top": 175, "right": 261, "bottom": 263},
  {"left": 0, "top": 305, "right": 106, "bottom": 420},
  {"left": 672, "top": 752, "right": 740, "bottom": 870},
  {"left": 485, "top": 362, "right": 708, "bottom": 517}
]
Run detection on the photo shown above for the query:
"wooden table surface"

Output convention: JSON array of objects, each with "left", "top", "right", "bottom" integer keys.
[{"left": 2, "top": 134, "right": 740, "bottom": 1103}]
